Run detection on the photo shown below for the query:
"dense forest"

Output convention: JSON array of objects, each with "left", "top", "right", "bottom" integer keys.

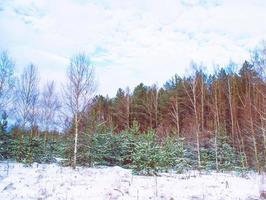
[{"left": 0, "top": 44, "right": 266, "bottom": 174}]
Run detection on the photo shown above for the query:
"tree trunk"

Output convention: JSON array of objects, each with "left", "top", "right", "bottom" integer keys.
[
  {"left": 154, "top": 90, "right": 158, "bottom": 129},
  {"left": 248, "top": 80, "right": 259, "bottom": 171},
  {"left": 262, "top": 118, "right": 266, "bottom": 165},
  {"left": 193, "top": 79, "right": 201, "bottom": 168},
  {"left": 237, "top": 121, "right": 248, "bottom": 168},
  {"left": 215, "top": 130, "right": 219, "bottom": 171},
  {"left": 73, "top": 113, "right": 78, "bottom": 169},
  {"left": 228, "top": 77, "right": 235, "bottom": 144},
  {"left": 214, "top": 81, "right": 219, "bottom": 171},
  {"left": 175, "top": 97, "right": 180, "bottom": 137},
  {"left": 126, "top": 94, "right": 130, "bottom": 129},
  {"left": 201, "top": 75, "right": 204, "bottom": 133}
]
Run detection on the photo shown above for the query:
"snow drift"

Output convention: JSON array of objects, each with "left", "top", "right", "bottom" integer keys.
[{"left": 0, "top": 162, "right": 264, "bottom": 200}]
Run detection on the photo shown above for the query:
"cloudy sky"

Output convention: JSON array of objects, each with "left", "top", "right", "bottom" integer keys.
[{"left": 0, "top": 0, "right": 266, "bottom": 96}]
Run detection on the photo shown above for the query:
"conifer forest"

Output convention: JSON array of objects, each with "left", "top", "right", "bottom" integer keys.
[{"left": 0, "top": 44, "right": 266, "bottom": 175}]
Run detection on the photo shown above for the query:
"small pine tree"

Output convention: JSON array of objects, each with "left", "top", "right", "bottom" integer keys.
[
  {"left": 0, "top": 112, "right": 11, "bottom": 159},
  {"left": 217, "top": 136, "right": 242, "bottom": 171},
  {"left": 111, "top": 132, "right": 136, "bottom": 167},
  {"left": 132, "top": 130, "right": 161, "bottom": 175},
  {"left": 183, "top": 143, "right": 198, "bottom": 169},
  {"left": 160, "top": 137, "right": 188, "bottom": 173},
  {"left": 90, "top": 132, "right": 113, "bottom": 166},
  {"left": 199, "top": 135, "right": 243, "bottom": 171}
]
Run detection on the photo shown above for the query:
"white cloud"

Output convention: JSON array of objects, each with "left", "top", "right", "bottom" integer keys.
[{"left": 0, "top": 0, "right": 265, "bottom": 96}]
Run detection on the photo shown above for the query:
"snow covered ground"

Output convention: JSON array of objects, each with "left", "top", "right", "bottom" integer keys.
[{"left": 0, "top": 162, "right": 265, "bottom": 200}]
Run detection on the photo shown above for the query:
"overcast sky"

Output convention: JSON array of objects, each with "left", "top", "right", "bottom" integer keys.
[{"left": 0, "top": 0, "right": 266, "bottom": 96}]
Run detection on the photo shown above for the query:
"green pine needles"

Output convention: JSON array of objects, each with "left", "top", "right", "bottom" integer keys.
[{"left": 0, "top": 119, "right": 248, "bottom": 174}]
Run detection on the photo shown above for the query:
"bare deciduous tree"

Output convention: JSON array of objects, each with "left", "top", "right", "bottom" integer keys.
[
  {"left": 15, "top": 64, "right": 39, "bottom": 131},
  {"left": 183, "top": 76, "right": 201, "bottom": 168},
  {"left": 169, "top": 96, "right": 181, "bottom": 136},
  {"left": 182, "top": 62, "right": 205, "bottom": 168},
  {"left": 40, "top": 81, "right": 61, "bottom": 142},
  {"left": 0, "top": 51, "right": 15, "bottom": 113},
  {"left": 15, "top": 64, "right": 39, "bottom": 164},
  {"left": 64, "top": 53, "right": 96, "bottom": 169}
]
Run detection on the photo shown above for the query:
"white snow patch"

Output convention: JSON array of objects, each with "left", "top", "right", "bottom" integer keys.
[{"left": 0, "top": 163, "right": 264, "bottom": 200}]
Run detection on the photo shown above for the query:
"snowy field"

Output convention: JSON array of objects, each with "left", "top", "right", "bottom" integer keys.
[{"left": 0, "top": 162, "right": 265, "bottom": 200}]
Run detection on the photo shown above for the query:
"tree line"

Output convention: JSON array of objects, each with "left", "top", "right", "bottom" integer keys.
[{"left": 0, "top": 44, "right": 266, "bottom": 173}]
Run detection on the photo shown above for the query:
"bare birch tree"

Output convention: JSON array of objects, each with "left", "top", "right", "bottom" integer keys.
[
  {"left": 169, "top": 94, "right": 181, "bottom": 136},
  {"left": 64, "top": 53, "right": 96, "bottom": 169},
  {"left": 213, "top": 77, "right": 220, "bottom": 171},
  {"left": 183, "top": 73, "right": 201, "bottom": 168}
]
